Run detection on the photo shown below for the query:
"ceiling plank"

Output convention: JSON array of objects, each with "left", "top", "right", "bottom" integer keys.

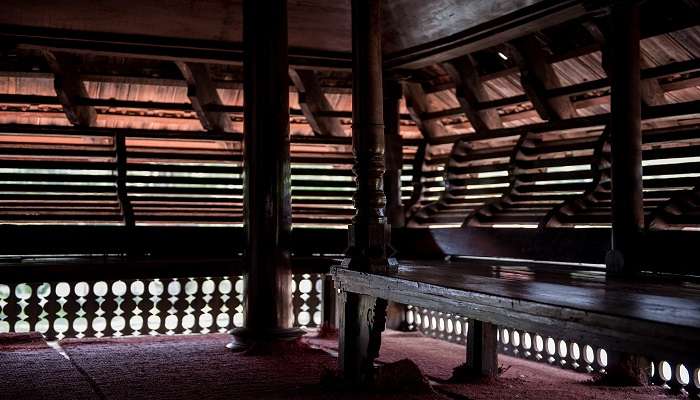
[{"left": 384, "top": 1, "right": 593, "bottom": 70}]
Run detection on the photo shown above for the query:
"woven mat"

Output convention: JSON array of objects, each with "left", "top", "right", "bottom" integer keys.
[{"left": 0, "top": 332, "right": 98, "bottom": 400}]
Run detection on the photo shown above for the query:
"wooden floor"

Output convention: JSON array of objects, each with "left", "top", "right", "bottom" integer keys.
[{"left": 332, "top": 258, "right": 700, "bottom": 364}]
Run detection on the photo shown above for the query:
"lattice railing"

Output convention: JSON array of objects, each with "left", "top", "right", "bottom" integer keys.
[
  {"left": 406, "top": 305, "right": 699, "bottom": 396},
  {"left": 0, "top": 274, "right": 324, "bottom": 340}
]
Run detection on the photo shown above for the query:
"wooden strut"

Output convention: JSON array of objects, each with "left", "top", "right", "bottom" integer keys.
[
  {"left": 463, "top": 34, "right": 573, "bottom": 227},
  {"left": 115, "top": 133, "right": 135, "bottom": 231},
  {"left": 540, "top": 126, "right": 611, "bottom": 228},
  {"left": 401, "top": 82, "right": 451, "bottom": 225},
  {"left": 411, "top": 56, "right": 502, "bottom": 226},
  {"left": 463, "top": 132, "right": 529, "bottom": 227},
  {"left": 402, "top": 141, "right": 426, "bottom": 221},
  {"left": 647, "top": 182, "right": 700, "bottom": 230},
  {"left": 42, "top": 50, "right": 97, "bottom": 127},
  {"left": 176, "top": 62, "right": 234, "bottom": 132},
  {"left": 383, "top": 79, "right": 405, "bottom": 228}
]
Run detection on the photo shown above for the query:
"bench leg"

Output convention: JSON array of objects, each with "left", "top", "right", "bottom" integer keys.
[
  {"left": 452, "top": 320, "right": 498, "bottom": 381},
  {"left": 338, "top": 290, "right": 388, "bottom": 384},
  {"left": 385, "top": 301, "right": 410, "bottom": 331},
  {"left": 317, "top": 274, "right": 338, "bottom": 337}
]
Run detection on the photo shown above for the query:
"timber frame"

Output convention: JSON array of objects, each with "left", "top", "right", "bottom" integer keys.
[{"left": 0, "top": 0, "right": 699, "bottom": 393}]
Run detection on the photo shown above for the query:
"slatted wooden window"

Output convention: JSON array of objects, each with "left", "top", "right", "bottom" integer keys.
[{"left": 0, "top": 130, "right": 420, "bottom": 228}]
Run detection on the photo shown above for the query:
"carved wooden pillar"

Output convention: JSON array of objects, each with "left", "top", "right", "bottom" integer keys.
[
  {"left": 383, "top": 79, "right": 404, "bottom": 228},
  {"left": 606, "top": 0, "right": 643, "bottom": 277},
  {"left": 346, "top": 0, "right": 391, "bottom": 270},
  {"left": 228, "top": 0, "right": 302, "bottom": 351},
  {"left": 339, "top": 0, "right": 395, "bottom": 384}
]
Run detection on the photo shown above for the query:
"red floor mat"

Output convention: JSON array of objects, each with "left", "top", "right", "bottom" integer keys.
[{"left": 0, "top": 332, "right": 98, "bottom": 400}]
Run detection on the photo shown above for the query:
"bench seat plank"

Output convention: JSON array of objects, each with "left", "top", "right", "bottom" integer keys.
[{"left": 331, "top": 260, "right": 700, "bottom": 363}]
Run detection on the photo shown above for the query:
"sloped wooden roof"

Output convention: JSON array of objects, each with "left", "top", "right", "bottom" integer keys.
[{"left": 0, "top": 0, "right": 698, "bottom": 230}]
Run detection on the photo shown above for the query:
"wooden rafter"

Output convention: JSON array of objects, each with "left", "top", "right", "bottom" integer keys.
[
  {"left": 584, "top": 18, "right": 665, "bottom": 107},
  {"left": 402, "top": 82, "right": 448, "bottom": 140},
  {"left": 42, "top": 51, "right": 96, "bottom": 127},
  {"left": 419, "top": 58, "right": 700, "bottom": 124},
  {"left": 442, "top": 55, "right": 502, "bottom": 132},
  {"left": 289, "top": 68, "right": 345, "bottom": 136},
  {"left": 507, "top": 36, "right": 576, "bottom": 121},
  {"left": 176, "top": 62, "right": 233, "bottom": 132}
]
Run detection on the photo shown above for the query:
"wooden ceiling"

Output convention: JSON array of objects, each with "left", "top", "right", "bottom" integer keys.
[
  {"left": 0, "top": 0, "right": 699, "bottom": 230},
  {"left": 0, "top": 0, "right": 591, "bottom": 61}
]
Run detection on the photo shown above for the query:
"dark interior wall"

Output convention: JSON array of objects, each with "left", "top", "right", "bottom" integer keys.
[{"left": 1, "top": 226, "right": 696, "bottom": 275}]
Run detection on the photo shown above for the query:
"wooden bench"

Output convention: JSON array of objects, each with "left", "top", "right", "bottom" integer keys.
[{"left": 332, "top": 227, "right": 700, "bottom": 383}]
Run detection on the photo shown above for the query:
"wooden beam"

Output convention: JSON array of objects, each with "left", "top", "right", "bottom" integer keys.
[
  {"left": 176, "top": 62, "right": 233, "bottom": 132},
  {"left": 289, "top": 68, "right": 345, "bottom": 136},
  {"left": 1, "top": 24, "right": 351, "bottom": 70},
  {"left": 508, "top": 36, "right": 576, "bottom": 121},
  {"left": 443, "top": 55, "right": 502, "bottom": 132},
  {"left": 42, "top": 51, "right": 96, "bottom": 127}
]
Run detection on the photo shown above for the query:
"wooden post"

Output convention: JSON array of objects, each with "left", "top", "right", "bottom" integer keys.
[
  {"left": 228, "top": 0, "right": 303, "bottom": 351},
  {"left": 604, "top": 1, "right": 649, "bottom": 385},
  {"left": 338, "top": 0, "right": 395, "bottom": 385},
  {"left": 115, "top": 133, "right": 135, "bottom": 255},
  {"left": 451, "top": 320, "right": 498, "bottom": 380},
  {"left": 606, "top": 1, "right": 643, "bottom": 277},
  {"left": 383, "top": 79, "right": 404, "bottom": 228},
  {"left": 317, "top": 274, "right": 338, "bottom": 337}
]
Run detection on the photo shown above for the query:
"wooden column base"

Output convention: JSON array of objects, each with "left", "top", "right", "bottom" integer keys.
[
  {"left": 605, "top": 249, "right": 642, "bottom": 278},
  {"left": 451, "top": 320, "right": 498, "bottom": 382},
  {"left": 226, "top": 327, "right": 305, "bottom": 354},
  {"left": 338, "top": 291, "right": 388, "bottom": 385},
  {"left": 343, "top": 223, "right": 398, "bottom": 273}
]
